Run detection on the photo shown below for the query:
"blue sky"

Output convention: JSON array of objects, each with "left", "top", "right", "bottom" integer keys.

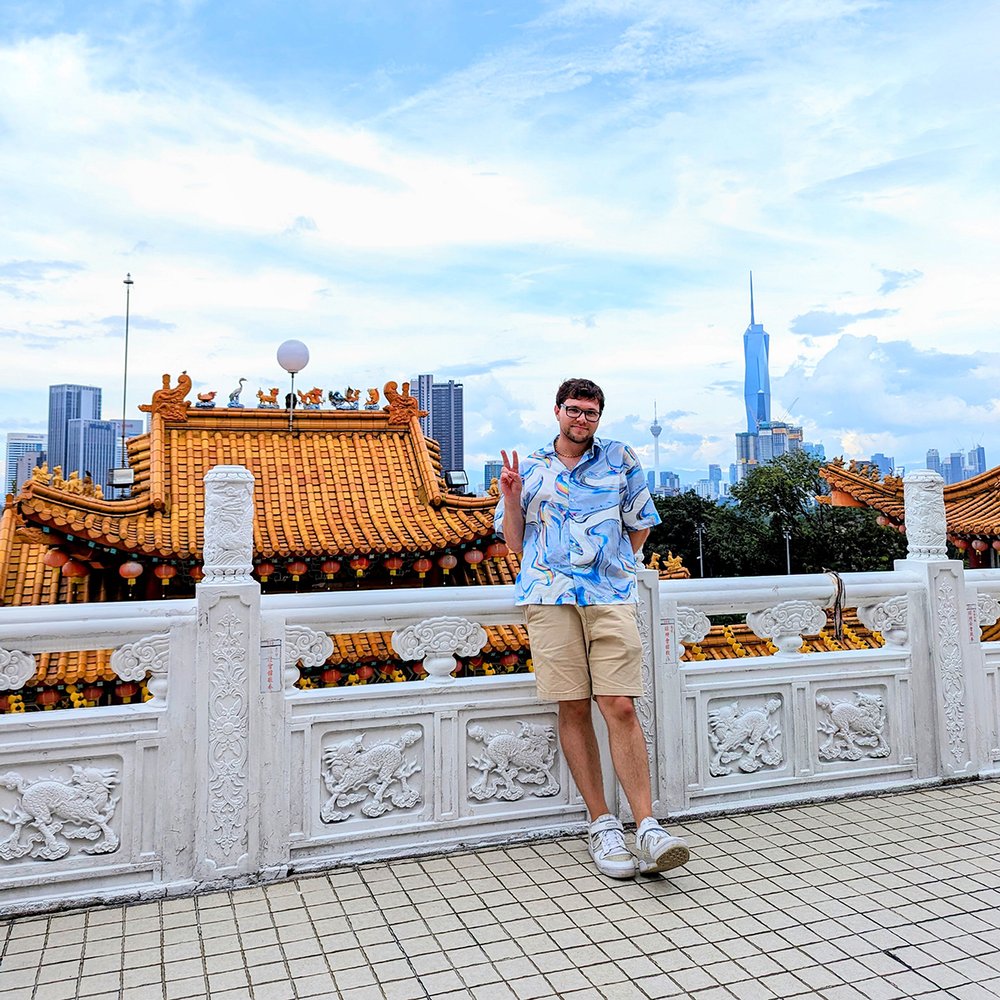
[{"left": 1, "top": 0, "right": 998, "bottom": 487}]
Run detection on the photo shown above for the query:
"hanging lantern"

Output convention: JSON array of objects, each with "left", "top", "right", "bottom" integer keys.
[
  {"left": 464, "top": 549, "right": 484, "bottom": 566},
  {"left": 321, "top": 559, "right": 341, "bottom": 579},
  {"left": 412, "top": 557, "right": 432, "bottom": 579},
  {"left": 36, "top": 689, "right": 61, "bottom": 710},
  {"left": 350, "top": 555, "right": 370, "bottom": 578},
  {"left": 486, "top": 541, "right": 509, "bottom": 561},
  {"left": 356, "top": 665, "right": 376, "bottom": 683},
  {"left": 875, "top": 515, "right": 889, "bottom": 527},
  {"left": 61, "top": 559, "right": 89, "bottom": 583},
  {"left": 322, "top": 667, "right": 343, "bottom": 686},
  {"left": 154, "top": 564, "right": 177, "bottom": 587},
  {"left": 255, "top": 561, "right": 276, "bottom": 582},
  {"left": 287, "top": 559, "right": 309, "bottom": 581},
  {"left": 993, "top": 541, "right": 1000, "bottom": 552},
  {"left": 189, "top": 564, "right": 204, "bottom": 583},
  {"left": 438, "top": 553, "right": 458, "bottom": 575},
  {"left": 82, "top": 684, "right": 104, "bottom": 704},
  {"left": 116, "top": 682, "right": 139, "bottom": 703},
  {"left": 954, "top": 538, "right": 969, "bottom": 550},
  {"left": 43, "top": 549, "right": 70, "bottom": 569},
  {"left": 119, "top": 560, "right": 143, "bottom": 588},
  {"left": 500, "top": 652, "right": 520, "bottom": 670},
  {"left": 384, "top": 556, "right": 404, "bottom": 576},
  {"left": 897, "top": 524, "right": 906, "bottom": 534},
  {"left": 972, "top": 539, "right": 989, "bottom": 552}
]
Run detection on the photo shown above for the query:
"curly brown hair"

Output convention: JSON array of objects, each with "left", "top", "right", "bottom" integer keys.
[{"left": 555, "top": 378, "right": 605, "bottom": 413}]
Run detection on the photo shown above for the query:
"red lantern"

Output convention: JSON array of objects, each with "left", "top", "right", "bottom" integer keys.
[
  {"left": 356, "top": 665, "right": 376, "bottom": 682},
  {"left": 993, "top": 541, "right": 1000, "bottom": 552},
  {"left": 119, "top": 560, "right": 143, "bottom": 588},
  {"left": 464, "top": 549, "right": 484, "bottom": 565},
  {"left": 875, "top": 515, "right": 889, "bottom": 527},
  {"left": 384, "top": 556, "right": 404, "bottom": 576},
  {"left": 972, "top": 539, "right": 989, "bottom": 552},
  {"left": 412, "top": 557, "right": 432, "bottom": 579},
  {"left": 154, "top": 564, "right": 177, "bottom": 586},
  {"left": 255, "top": 561, "right": 276, "bottom": 582},
  {"left": 954, "top": 538, "right": 969, "bottom": 550},
  {"left": 322, "top": 668, "right": 343, "bottom": 686},
  {"left": 321, "top": 559, "right": 341, "bottom": 579},
  {"left": 82, "top": 684, "right": 104, "bottom": 703},
  {"left": 61, "top": 559, "right": 89, "bottom": 582},
  {"left": 116, "top": 682, "right": 139, "bottom": 703},
  {"left": 500, "top": 652, "right": 519, "bottom": 670},
  {"left": 486, "top": 541, "right": 509, "bottom": 561},
  {"left": 897, "top": 524, "right": 906, "bottom": 534},
  {"left": 287, "top": 560, "right": 309, "bottom": 581},
  {"left": 44, "top": 549, "right": 70, "bottom": 568},
  {"left": 189, "top": 565, "right": 204, "bottom": 582},
  {"left": 36, "top": 689, "right": 61, "bottom": 710},
  {"left": 438, "top": 553, "right": 458, "bottom": 575},
  {"left": 350, "top": 555, "right": 370, "bottom": 578}
]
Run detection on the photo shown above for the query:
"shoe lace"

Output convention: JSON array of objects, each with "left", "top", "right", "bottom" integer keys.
[{"left": 593, "top": 825, "right": 627, "bottom": 857}]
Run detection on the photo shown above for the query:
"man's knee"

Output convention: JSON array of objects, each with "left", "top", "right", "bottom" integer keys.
[
  {"left": 596, "top": 694, "right": 637, "bottom": 727},
  {"left": 558, "top": 698, "right": 592, "bottom": 725}
]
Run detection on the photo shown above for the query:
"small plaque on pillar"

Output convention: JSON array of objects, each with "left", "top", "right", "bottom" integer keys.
[{"left": 260, "top": 638, "right": 282, "bottom": 693}]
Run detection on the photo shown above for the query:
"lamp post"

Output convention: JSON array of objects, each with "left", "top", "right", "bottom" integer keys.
[
  {"left": 695, "top": 521, "right": 705, "bottom": 578},
  {"left": 277, "top": 340, "right": 310, "bottom": 431},
  {"left": 119, "top": 273, "right": 133, "bottom": 496},
  {"left": 783, "top": 526, "right": 792, "bottom": 574}
]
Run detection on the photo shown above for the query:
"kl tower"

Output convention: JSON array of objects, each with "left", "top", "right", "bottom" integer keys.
[{"left": 650, "top": 403, "right": 662, "bottom": 494}]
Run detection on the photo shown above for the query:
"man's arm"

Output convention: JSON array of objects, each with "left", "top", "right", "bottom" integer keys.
[
  {"left": 628, "top": 527, "right": 650, "bottom": 556},
  {"left": 498, "top": 449, "right": 525, "bottom": 554}
]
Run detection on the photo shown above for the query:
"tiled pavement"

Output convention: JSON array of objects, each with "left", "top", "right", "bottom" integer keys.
[{"left": 2, "top": 783, "right": 1000, "bottom": 1000}]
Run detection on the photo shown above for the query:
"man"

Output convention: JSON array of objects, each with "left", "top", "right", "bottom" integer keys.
[{"left": 495, "top": 377, "right": 690, "bottom": 879}]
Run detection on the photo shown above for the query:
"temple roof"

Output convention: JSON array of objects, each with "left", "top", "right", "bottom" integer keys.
[
  {"left": 10, "top": 376, "right": 499, "bottom": 563},
  {"left": 820, "top": 458, "right": 1000, "bottom": 538}
]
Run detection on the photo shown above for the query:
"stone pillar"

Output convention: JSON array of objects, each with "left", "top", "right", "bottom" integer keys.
[
  {"left": 194, "top": 466, "right": 261, "bottom": 881},
  {"left": 897, "top": 470, "right": 985, "bottom": 778}
]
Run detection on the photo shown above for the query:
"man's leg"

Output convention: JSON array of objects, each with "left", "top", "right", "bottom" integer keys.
[
  {"left": 595, "top": 695, "right": 653, "bottom": 823},
  {"left": 556, "top": 698, "right": 610, "bottom": 821}
]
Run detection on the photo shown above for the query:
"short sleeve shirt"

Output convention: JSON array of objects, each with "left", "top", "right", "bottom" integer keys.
[{"left": 494, "top": 437, "right": 660, "bottom": 605}]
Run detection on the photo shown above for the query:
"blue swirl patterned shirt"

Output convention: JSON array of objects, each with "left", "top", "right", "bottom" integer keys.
[{"left": 494, "top": 437, "right": 661, "bottom": 606}]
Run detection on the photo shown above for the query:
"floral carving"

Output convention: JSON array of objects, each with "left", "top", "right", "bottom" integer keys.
[
  {"left": 936, "top": 577, "right": 967, "bottom": 763},
  {"left": 110, "top": 633, "right": 170, "bottom": 683},
  {"left": 903, "top": 470, "right": 947, "bottom": 560},
  {"left": 977, "top": 593, "right": 1000, "bottom": 629},
  {"left": 391, "top": 616, "right": 487, "bottom": 682},
  {"left": 676, "top": 606, "right": 711, "bottom": 647},
  {"left": 208, "top": 610, "right": 249, "bottom": 858},
  {"left": 708, "top": 699, "right": 783, "bottom": 776},
  {"left": 817, "top": 691, "right": 890, "bottom": 761},
  {"left": 747, "top": 601, "right": 826, "bottom": 655},
  {"left": 857, "top": 596, "right": 909, "bottom": 646},
  {"left": 321, "top": 731, "right": 422, "bottom": 823},
  {"left": 202, "top": 466, "right": 255, "bottom": 585},
  {"left": 468, "top": 722, "right": 559, "bottom": 801},
  {"left": 0, "top": 649, "right": 36, "bottom": 691},
  {"left": 0, "top": 766, "right": 119, "bottom": 861},
  {"left": 634, "top": 599, "right": 655, "bottom": 770}
]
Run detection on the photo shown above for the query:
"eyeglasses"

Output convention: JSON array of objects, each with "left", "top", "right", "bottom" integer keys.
[{"left": 561, "top": 404, "right": 602, "bottom": 423}]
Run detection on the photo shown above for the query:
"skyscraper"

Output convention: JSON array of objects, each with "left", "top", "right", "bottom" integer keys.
[
  {"left": 483, "top": 460, "right": 502, "bottom": 494},
  {"left": 65, "top": 418, "right": 119, "bottom": 488},
  {"left": 409, "top": 374, "right": 434, "bottom": 438},
  {"left": 431, "top": 379, "right": 464, "bottom": 476},
  {"left": 926, "top": 448, "right": 941, "bottom": 475},
  {"left": 743, "top": 273, "right": 770, "bottom": 435},
  {"left": 870, "top": 453, "right": 894, "bottom": 477},
  {"left": 48, "top": 384, "right": 102, "bottom": 475},
  {"left": 968, "top": 444, "right": 987, "bottom": 477},
  {"left": 5, "top": 432, "right": 46, "bottom": 493}
]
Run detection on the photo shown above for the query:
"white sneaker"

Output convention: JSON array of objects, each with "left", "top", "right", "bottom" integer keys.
[
  {"left": 588, "top": 814, "right": 636, "bottom": 879},
  {"left": 635, "top": 817, "right": 690, "bottom": 875}
]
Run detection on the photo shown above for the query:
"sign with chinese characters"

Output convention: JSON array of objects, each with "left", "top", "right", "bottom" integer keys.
[{"left": 260, "top": 638, "right": 282, "bottom": 694}]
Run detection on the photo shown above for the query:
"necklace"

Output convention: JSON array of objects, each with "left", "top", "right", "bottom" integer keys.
[{"left": 554, "top": 444, "right": 584, "bottom": 459}]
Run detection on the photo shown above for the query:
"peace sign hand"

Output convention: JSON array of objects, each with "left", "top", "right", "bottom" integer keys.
[{"left": 499, "top": 449, "right": 522, "bottom": 504}]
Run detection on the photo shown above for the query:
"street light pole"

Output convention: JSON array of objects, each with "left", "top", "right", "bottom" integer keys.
[
  {"left": 783, "top": 526, "right": 792, "bottom": 574},
  {"left": 696, "top": 522, "right": 705, "bottom": 577},
  {"left": 120, "top": 273, "right": 133, "bottom": 492}
]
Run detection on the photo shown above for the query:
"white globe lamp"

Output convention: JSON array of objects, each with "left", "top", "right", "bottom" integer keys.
[{"left": 277, "top": 340, "right": 310, "bottom": 429}]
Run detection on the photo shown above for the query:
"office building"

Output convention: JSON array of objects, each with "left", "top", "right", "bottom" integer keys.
[
  {"left": 65, "top": 419, "right": 119, "bottom": 489},
  {"left": 484, "top": 460, "right": 502, "bottom": 495},
  {"left": 945, "top": 452, "right": 964, "bottom": 485},
  {"left": 968, "top": 444, "right": 987, "bottom": 477},
  {"left": 48, "top": 384, "right": 102, "bottom": 475},
  {"left": 5, "top": 432, "right": 46, "bottom": 494},
  {"left": 926, "top": 449, "right": 941, "bottom": 475},
  {"left": 431, "top": 379, "right": 464, "bottom": 477},
  {"left": 870, "top": 453, "right": 894, "bottom": 477},
  {"left": 802, "top": 442, "right": 826, "bottom": 462},
  {"left": 743, "top": 274, "right": 771, "bottom": 435},
  {"left": 409, "top": 375, "right": 434, "bottom": 438}
]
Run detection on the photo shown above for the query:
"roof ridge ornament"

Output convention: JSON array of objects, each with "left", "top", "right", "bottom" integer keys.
[
  {"left": 384, "top": 380, "right": 424, "bottom": 426},
  {"left": 140, "top": 372, "right": 192, "bottom": 421}
]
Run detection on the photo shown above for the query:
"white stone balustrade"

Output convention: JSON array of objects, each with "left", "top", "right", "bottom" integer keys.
[{"left": 0, "top": 463, "right": 997, "bottom": 917}]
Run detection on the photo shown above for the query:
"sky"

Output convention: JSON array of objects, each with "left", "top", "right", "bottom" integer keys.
[{"left": 1, "top": 0, "right": 999, "bottom": 489}]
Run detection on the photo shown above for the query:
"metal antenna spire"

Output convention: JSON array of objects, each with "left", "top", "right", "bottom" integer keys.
[{"left": 750, "top": 270, "right": 755, "bottom": 326}]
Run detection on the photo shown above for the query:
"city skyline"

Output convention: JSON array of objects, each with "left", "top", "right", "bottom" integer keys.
[{"left": 1, "top": 2, "right": 999, "bottom": 484}]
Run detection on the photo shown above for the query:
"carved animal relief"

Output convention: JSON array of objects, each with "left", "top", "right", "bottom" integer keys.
[
  {"left": 0, "top": 766, "right": 120, "bottom": 862},
  {"left": 707, "top": 699, "right": 783, "bottom": 776},
  {"left": 321, "top": 731, "right": 422, "bottom": 823},
  {"left": 817, "top": 691, "right": 890, "bottom": 761},
  {"left": 467, "top": 722, "right": 560, "bottom": 802}
]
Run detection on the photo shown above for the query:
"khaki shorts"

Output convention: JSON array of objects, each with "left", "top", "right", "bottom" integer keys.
[{"left": 524, "top": 603, "right": 645, "bottom": 702}]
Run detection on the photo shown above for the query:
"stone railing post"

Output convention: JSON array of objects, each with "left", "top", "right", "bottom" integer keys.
[
  {"left": 897, "top": 469, "right": 985, "bottom": 777},
  {"left": 194, "top": 465, "right": 264, "bottom": 882}
]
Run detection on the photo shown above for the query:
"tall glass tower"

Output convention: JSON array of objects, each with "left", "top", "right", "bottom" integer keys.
[{"left": 743, "top": 273, "right": 771, "bottom": 434}]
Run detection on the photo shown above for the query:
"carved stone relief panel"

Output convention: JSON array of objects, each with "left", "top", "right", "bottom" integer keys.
[
  {"left": 816, "top": 689, "right": 891, "bottom": 762},
  {"left": 467, "top": 719, "right": 560, "bottom": 802},
  {"left": 857, "top": 596, "right": 909, "bottom": 647},
  {"left": 748, "top": 601, "right": 826, "bottom": 655},
  {"left": 634, "top": 599, "right": 655, "bottom": 770},
  {"left": 0, "top": 649, "right": 36, "bottom": 691},
  {"left": 903, "top": 469, "right": 947, "bottom": 560},
  {"left": 706, "top": 697, "right": 784, "bottom": 777},
  {"left": 977, "top": 593, "right": 1000, "bottom": 629},
  {"left": 320, "top": 728, "right": 423, "bottom": 823},
  {"left": 0, "top": 761, "right": 121, "bottom": 862}
]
